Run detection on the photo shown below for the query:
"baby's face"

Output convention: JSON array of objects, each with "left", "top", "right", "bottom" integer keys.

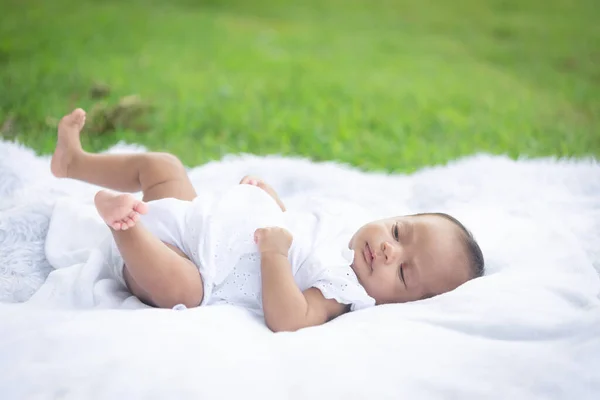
[{"left": 348, "top": 214, "right": 471, "bottom": 304}]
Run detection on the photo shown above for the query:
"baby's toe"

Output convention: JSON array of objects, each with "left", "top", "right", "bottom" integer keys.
[
  {"left": 134, "top": 201, "right": 148, "bottom": 215},
  {"left": 130, "top": 212, "right": 140, "bottom": 223},
  {"left": 124, "top": 217, "right": 136, "bottom": 228},
  {"left": 111, "top": 221, "right": 121, "bottom": 230}
]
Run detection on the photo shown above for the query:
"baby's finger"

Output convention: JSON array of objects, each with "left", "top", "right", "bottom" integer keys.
[
  {"left": 241, "top": 175, "right": 258, "bottom": 185},
  {"left": 254, "top": 228, "right": 264, "bottom": 243}
]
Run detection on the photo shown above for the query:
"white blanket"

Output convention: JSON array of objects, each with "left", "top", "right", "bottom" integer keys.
[{"left": 1, "top": 139, "right": 599, "bottom": 399}]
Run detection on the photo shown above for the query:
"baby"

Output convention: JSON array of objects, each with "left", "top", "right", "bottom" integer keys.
[{"left": 51, "top": 109, "right": 485, "bottom": 332}]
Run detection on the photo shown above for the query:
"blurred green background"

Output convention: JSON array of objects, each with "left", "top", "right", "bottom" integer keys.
[{"left": 1, "top": 0, "right": 598, "bottom": 172}]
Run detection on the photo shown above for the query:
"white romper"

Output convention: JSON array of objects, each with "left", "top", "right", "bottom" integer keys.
[{"left": 105, "top": 184, "right": 376, "bottom": 314}]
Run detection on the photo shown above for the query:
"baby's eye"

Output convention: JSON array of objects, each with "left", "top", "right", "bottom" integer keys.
[{"left": 393, "top": 223, "right": 399, "bottom": 240}]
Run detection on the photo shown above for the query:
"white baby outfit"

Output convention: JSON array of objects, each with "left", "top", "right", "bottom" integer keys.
[{"left": 105, "top": 184, "right": 376, "bottom": 314}]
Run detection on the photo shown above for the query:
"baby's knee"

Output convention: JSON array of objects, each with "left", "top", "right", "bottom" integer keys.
[
  {"left": 143, "top": 153, "right": 187, "bottom": 183},
  {"left": 156, "top": 153, "right": 186, "bottom": 175}
]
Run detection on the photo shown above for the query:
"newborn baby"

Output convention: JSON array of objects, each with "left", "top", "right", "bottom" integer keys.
[{"left": 51, "top": 108, "right": 485, "bottom": 331}]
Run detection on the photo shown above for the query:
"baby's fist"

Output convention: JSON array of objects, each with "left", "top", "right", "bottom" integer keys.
[{"left": 254, "top": 227, "right": 293, "bottom": 256}]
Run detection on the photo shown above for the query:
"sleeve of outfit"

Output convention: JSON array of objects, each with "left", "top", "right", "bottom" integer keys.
[{"left": 301, "top": 255, "right": 376, "bottom": 311}]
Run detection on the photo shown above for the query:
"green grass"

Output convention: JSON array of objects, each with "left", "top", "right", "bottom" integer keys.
[{"left": 1, "top": 0, "right": 599, "bottom": 172}]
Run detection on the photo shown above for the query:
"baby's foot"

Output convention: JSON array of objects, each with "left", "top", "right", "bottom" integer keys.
[
  {"left": 51, "top": 108, "right": 86, "bottom": 178},
  {"left": 94, "top": 190, "right": 149, "bottom": 231}
]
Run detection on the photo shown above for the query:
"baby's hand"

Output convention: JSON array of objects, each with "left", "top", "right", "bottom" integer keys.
[{"left": 254, "top": 227, "right": 293, "bottom": 256}]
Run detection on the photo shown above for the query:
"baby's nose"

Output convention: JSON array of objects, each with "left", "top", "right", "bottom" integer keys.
[{"left": 382, "top": 241, "right": 397, "bottom": 263}]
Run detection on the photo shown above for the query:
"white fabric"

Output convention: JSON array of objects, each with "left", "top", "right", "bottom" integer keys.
[
  {"left": 1, "top": 139, "right": 600, "bottom": 399},
  {"left": 105, "top": 184, "right": 375, "bottom": 312}
]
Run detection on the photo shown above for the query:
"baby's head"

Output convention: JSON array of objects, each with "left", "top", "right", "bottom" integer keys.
[{"left": 349, "top": 213, "right": 484, "bottom": 304}]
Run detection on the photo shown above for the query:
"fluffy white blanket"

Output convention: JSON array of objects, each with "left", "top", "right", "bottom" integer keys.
[{"left": 1, "top": 139, "right": 599, "bottom": 399}]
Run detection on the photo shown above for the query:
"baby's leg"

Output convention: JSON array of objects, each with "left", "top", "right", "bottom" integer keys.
[
  {"left": 52, "top": 108, "right": 202, "bottom": 307},
  {"left": 95, "top": 190, "right": 202, "bottom": 308},
  {"left": 51, "top": 108, "right": 194, "bottom": 201}
]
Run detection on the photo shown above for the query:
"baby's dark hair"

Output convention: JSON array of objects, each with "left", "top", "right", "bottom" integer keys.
[{"left": 416, "top": 212, "right": 485, "bottom": 279}]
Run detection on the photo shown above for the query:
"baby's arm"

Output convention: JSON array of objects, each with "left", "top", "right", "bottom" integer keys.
[
  {"left": 261, "top": 253, "right": 348, "bottom": 332},
  {"left": 255, "top": 227, "right": 348, "bottom": 332}
]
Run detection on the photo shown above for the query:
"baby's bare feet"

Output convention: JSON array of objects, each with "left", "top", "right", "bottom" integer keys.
[
  {"left": 51, "top": 108, "right": 86, "bottom": 178},
  {"left": 94, "top": 190, "right": 149, "bottom": 231}
]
